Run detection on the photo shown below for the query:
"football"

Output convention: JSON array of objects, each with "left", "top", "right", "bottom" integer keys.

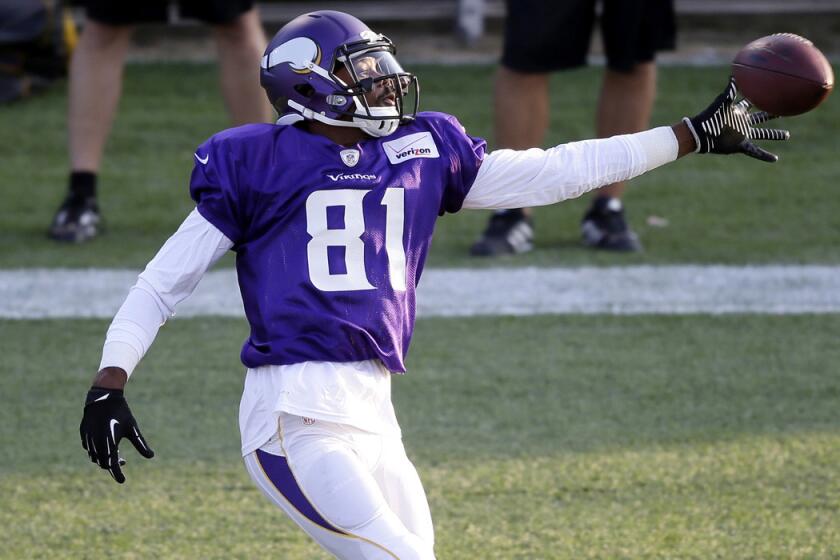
[{"left": 731, "top": 33, "right": 834, "bottom": 116}]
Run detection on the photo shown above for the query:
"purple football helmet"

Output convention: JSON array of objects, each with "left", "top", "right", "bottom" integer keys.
[{"left": 260, "top": 11, "right": 419, "bottom": 137}]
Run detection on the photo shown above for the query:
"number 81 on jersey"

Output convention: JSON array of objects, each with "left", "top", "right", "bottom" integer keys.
[{"left": 305, "top": 188, "right": 406, "bottom": 292}]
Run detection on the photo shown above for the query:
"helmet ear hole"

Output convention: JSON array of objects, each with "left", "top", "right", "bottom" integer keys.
[
  {"left": 272, "top": 96, "right": 288, "bottom": 113},
  {"left": 294, "top": 83, "right": 315, "bottom": 97}
]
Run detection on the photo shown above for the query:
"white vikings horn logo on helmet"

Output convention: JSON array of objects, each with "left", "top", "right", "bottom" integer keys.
[{"left": 261, "top": 37, "right": 321, "bottom": 74}]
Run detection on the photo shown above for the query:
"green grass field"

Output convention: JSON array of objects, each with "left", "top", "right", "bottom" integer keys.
[
  {"left": 1, "top": 316, "right": 839, "bottom": 558},
  {"left": 1, "top": 62, "right": 839, "bottom": 559}
]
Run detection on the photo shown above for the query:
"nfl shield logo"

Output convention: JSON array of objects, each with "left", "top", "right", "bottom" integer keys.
[{"left": 340, "top": 149, "right": 360, "bottom": 167}]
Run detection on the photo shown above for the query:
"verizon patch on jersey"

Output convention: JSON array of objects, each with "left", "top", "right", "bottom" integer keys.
[{"left": 382, "top": 132, "right": 439, "bottom": 165}]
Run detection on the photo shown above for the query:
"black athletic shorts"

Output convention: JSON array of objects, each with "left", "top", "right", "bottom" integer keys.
[
  {"left": 82, "top": 0, "right": 255, "bottom": 26},
  {"left": 502, "top": 0, "right": 676, "bottom": 73}
]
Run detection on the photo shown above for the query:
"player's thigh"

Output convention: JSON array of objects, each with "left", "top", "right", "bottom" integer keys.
[
  {"left": 601, "top": 0, "right": 676, "bottom": 72},
  {"left": 245, "top": 450, "right": 391, "bottom": 559},
  {"left": 501, "top": 0, "right": 595, "bottom": 73},
  {"left": 245, "top": 417, "right": 434, "bottom": 559},
  {"left": 372, "top": 436, "right": 434, "bottom": 547}
]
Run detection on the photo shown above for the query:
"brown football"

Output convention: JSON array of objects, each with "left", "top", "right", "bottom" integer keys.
[{"left": 732, "top": 33, "right": 834, "bottom": 116}]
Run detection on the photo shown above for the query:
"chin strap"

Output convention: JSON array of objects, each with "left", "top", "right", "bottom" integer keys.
[
  {"left": 286, "top": 99, "right": 400, "bottom": 138},
  {"left": 350, "top": 98, "right": 400, "bottom": 137},
  {"left": 287, "top": 99, "right": 360, "bottom": 128}
]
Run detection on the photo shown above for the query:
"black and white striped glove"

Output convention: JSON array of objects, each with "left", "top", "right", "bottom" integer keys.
[
  {"left": 683, "top": 77, "right": 790, "bottom": 162},
  {"left": 80, "top": 387, "right": 154, "bottom": 483}
]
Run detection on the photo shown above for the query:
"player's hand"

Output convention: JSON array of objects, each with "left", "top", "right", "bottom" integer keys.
[
  {"left": 683, "top": 76, "right": 790, "bottom": 162},
  {"left": 80, "top": 387, "right": 154, "bottom": 483}
]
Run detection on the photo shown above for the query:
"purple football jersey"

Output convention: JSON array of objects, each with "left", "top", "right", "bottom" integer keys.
[{"left": 190, "top": 112, "right": 486, "bottom": 372}]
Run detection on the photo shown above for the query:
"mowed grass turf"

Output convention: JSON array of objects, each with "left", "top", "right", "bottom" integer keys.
[
  {"left": 1, "top": 62, "right": 839, "bottom": 268},
  {"left": 1, "top": 315, "right": 838, "bottom": 559}
]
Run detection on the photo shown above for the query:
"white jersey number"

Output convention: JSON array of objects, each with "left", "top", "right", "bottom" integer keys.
[{"left": 305, "top": 188, "right": 406, "bottom": 292}]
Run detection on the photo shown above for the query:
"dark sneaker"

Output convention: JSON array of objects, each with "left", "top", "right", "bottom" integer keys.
[
  {"left": 48, "top": 196, "right": 101, "bottom": 242},
  {"left": 581, "top": 196, "right": 642, "bottom": 252},
  {"left": 469, "top": 209, "right": 534, "bottom": 257}
]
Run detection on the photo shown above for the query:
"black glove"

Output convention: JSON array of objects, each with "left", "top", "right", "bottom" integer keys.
[
  {"left": 80, "top": 387, "right": 154, "bottom": 483},
  {"left": 684, "top": 77, "right": 790, "bottom": 162}
]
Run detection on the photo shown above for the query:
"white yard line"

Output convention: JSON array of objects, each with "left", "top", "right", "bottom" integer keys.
[{"left": 2, "top": 266, "right": 839, "bottom": 319}]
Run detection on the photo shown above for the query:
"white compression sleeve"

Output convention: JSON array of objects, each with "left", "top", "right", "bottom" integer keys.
[
  {"left": 462, "top": 126, "right": 679, "bottom": 210},
  {"left": 99, "top": 209, "right": 234, "bottom": 376}
]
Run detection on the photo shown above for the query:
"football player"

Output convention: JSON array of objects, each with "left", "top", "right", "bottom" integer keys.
[{"left": 79, "top": 10, "right": 789, "bottom": 560}]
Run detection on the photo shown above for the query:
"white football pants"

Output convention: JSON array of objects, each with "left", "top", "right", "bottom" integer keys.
[{"left": 244, "top": 413, "right": 435, "bottom": 559}]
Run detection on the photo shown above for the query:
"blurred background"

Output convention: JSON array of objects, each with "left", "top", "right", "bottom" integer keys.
[{"left": 95, "top": 0, "right": 840, "bottom": 64}]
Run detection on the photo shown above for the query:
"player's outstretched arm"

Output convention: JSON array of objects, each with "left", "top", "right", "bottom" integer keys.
[
  {"left": 682, "top": 76, "right": 790, "bottom": 162},
  {"left": 80, "top": 367, "right": 154, "bottom": 484},
  {"left": 462, "top": 78, "right": 787, "bottom": 211}
]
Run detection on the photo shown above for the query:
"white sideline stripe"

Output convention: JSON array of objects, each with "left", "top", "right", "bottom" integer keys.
[{"left": 1, "top": 266, "right": 840, "bottom": 319}]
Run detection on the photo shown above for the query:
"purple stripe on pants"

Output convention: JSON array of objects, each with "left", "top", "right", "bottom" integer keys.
[{"left": 256, "top": 448, "right": 347, "bottom": 535}]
